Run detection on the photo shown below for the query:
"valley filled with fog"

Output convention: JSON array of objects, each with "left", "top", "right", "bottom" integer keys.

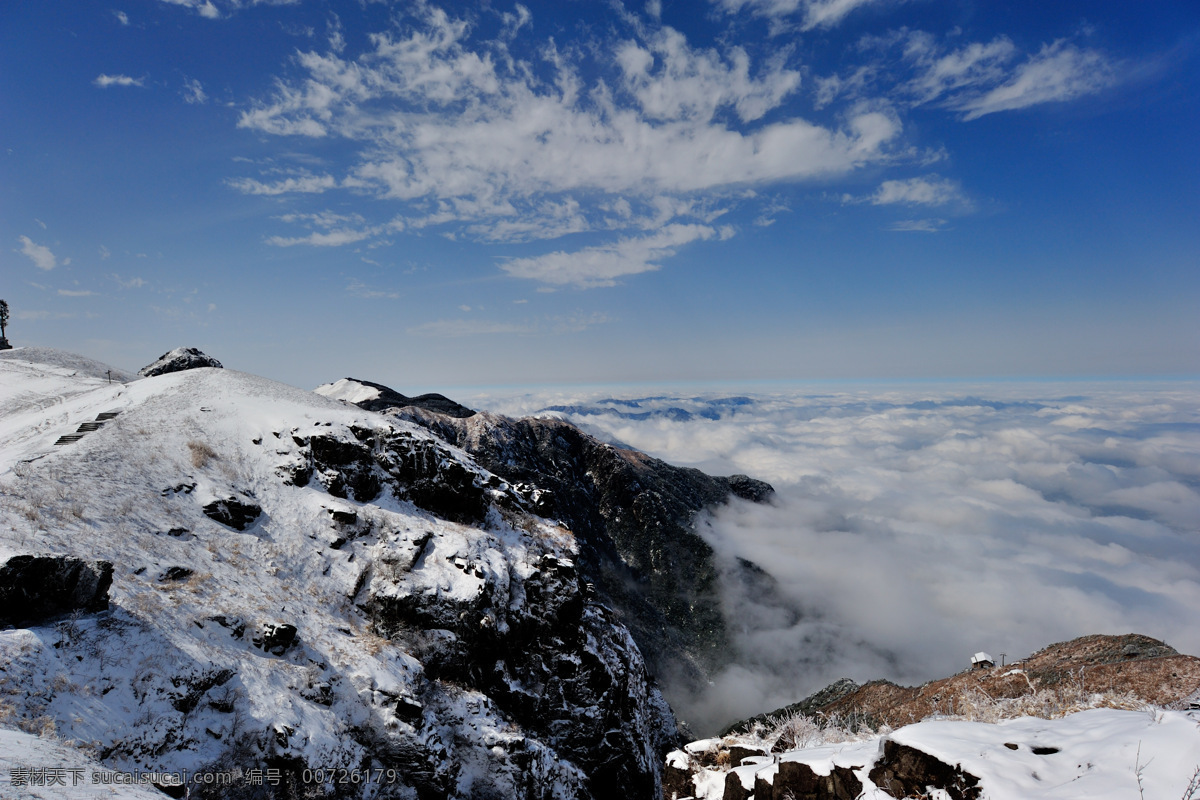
[{"left": 469, "top": 383, "right": 1200, "bottom": 732}]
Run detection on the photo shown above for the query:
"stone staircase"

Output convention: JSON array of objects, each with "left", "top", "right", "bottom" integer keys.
[{"left": 55, "top": 411, "right": 121, "bottom": 446}]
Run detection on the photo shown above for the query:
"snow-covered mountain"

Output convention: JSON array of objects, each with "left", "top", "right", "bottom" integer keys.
[{"left": 0, "top": 348, "right": 696, "bottom": 799}]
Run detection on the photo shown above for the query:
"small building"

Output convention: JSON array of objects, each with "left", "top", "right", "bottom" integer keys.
[{"left": 971, "top": 652, "right": 995, "bottom": 669}]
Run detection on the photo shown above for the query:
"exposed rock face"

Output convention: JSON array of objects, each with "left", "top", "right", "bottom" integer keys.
[
  {"left": 869, "top": 739, "right": 980, "bottom": 800},
  {"left": 388, "top": 407, "right": 776, "bottom": 691},
  {"left": 761, "top": 761, "right": 863, "bottom": 800},
  {"left": 138, "top": 347, "right": 223, "bottom": 377},
  {"left": 202, "top": 495, "right": 261, "bottom": 530},
  {"left": 0, "top": 555, "right": 113, "bottom": 626}
]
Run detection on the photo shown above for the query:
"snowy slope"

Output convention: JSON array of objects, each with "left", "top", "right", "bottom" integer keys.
[
  {"left": 0, "top": 352, "right": 674, "bottom": 799},
  {"left": 667, "top": 708, "right": 1200, "bottom": 799}
]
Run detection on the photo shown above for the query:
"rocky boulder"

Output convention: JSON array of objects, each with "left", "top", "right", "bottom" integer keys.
[
  {"left": 138, "top": 347, "right": 223, "bottom": 378},
  {"left": 0, "top": 554, "right": 114, "bottom": 626}
]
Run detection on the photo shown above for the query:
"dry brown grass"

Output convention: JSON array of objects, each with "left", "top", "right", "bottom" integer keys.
[{"left": 188, "top": 440, "right": 219, "bottom": 468}]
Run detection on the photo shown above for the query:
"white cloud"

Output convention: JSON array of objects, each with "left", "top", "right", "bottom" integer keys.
[
  {"left": 114, "top": 10, "right": 129, "bottom": 25},
  {"left": 482, "top": 386, "right": 1200, "bottom": 733},
  {"left": 615, "top": 28, "right": 801, "bottom": 123},
  {"left": 956, "top": 40, "right": 1114, "bottom": 120},
  {"left": 99, "top": 245, "right": 111, "bottom": 260},
  {"left": 112, "top": 274, "right": 147, "bottom": 288},
  {"left": 887, "top": 217, "right": 946, "bottom": 232},
  {"left": 266, "top": 228, "right": 374, "bottom": 247},
  {"left": 58, "top": 289, "right": 94, "bottom": 297},
  {"left": 17, "top": 236, "right": 57, "bottom": 270},
  {"left": 94, "top": 74, "right": 144, "bottom": 88},
  {"left": 900, "top": 33, "right": 1113, "bottom": 120},
  {"left": 276, "top": 210, "right": 364, "bottom": 228},
  {"left": 182, "top": 78, "right": 208, "bottom": 104},
  {"left": 501, "top": 224, "right": 717, "bottom": 288},
  {"left": 906, "top": 34, "right": 1017, "bottom": 106},
  {"left": 870, "top": 175, "right": 967, "bottom": 207},
  {"left": 712, "top": 0, "right": 888, "bottom": 30},
  {"left": 236, "top": 5, "right": 901, "bottom": 283},
  {"left": 228, "top": 173, "right": 338, "bottom": 195}
]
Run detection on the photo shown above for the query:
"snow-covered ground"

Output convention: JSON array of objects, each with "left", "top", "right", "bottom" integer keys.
[{"left": 674, "top": 708, "right": 1200, "bottom": 799}]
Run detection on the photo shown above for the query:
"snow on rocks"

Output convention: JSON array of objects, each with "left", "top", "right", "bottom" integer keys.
[
  {"left": 136, "top": 346, "right": 223, "bottom": 378},
  {"left": 665, "top": 708, "right": 1200, "bottom": 800},
  {"left": 0, "top": 351, "right": 675, "bottom": 799}
]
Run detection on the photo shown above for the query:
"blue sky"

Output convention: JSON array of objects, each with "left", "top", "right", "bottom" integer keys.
[{"left": 3, "top": 0, "right": 1198, "bottom": 390}]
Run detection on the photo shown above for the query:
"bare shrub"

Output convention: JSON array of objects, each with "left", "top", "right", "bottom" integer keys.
[{"left": 188, "top": 440, "right": 219, "bottom": 468}]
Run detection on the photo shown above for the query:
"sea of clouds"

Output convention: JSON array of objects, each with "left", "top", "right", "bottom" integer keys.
[{"left": 467, "top": 382, "right": 1200, "bottom": 733}]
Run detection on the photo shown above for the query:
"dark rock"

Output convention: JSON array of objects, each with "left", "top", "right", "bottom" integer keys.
[
  {"left": 869, "top": 739, "right": 981, "bottom": 800},
  {"left": 159, "top": 566, "right": 194, "bottom": 582},
  {"left": 755, "top": 761, "right": 864, "bottom": 800},
  {"left": 253, "top": 622, "right": 298, "bottom": 655},
  {"left": 310, "top": 434, "right": 380, "bottom": 501},
  {"left": 137, "top": 347, "right": 223, "bottom": 378},
  {"left": 727, "top": 474, "right": 775, "bottom": 503},
  {"left": 202, "top": 496, "right": 261, "bottom": 531},
  {"left": 727, "top": 744, "right": 768, "bottom": 767},
  {"left": 663, "top": 759, "right": 696, "bottom": 800},
  {"left": 0, "top": 555, "right": 113, "bottom": 626},
  {"left": 724, "top": 770, "right": 752, "bottom": 800}
]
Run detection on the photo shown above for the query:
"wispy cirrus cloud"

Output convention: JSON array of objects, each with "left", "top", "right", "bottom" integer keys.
[
  {"left": 94, "top": 74, "right": 144, "bottom": 88},
  {"left": 712, "top": 0, "right": 890, "bottom": 31},
  {"left": 182, "top": 78, "right": 208, "bottom": 104},
  {"left": 818, "top": 31, "right": 1114, "bottom": 122},
  {"left": 265, "top": 228, "right": 375, "bottom": 247},
  {"left": 897, "top": 33, "right": 1113, "bottom": 120},
  {"left": 17, "top": 236, "right": 57, "bottom": 271},
  {"left": 227, "top": 173, "right": 338, "bottom": 195},
  {"left": 955, "top": 40, "right": 1115, "bottom": 120},
  {"left": 887, "top": 218, "right": 947, "bottom": 232},
  {"left": 500, "top": 224, "right": 723, "bottom": 289},
  {"left": 155, "top": 0, "right": 297, "bottom": 20}
]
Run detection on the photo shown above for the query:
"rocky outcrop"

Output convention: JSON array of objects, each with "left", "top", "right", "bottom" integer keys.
[
  {"left": 202, "top": 495, "right": 261, "bottom": 530},
  {"left": 869, "top": 739, "right": 980, "bottom": 800},
  {"left": 138, "top": 347, "right": 223, "bottom": 377},
  {"left": 0, "top": 554, "right": 113, "bottom": 626},
  {"left": 388, "top": 407, "right": 775, "bottom": 694}
]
